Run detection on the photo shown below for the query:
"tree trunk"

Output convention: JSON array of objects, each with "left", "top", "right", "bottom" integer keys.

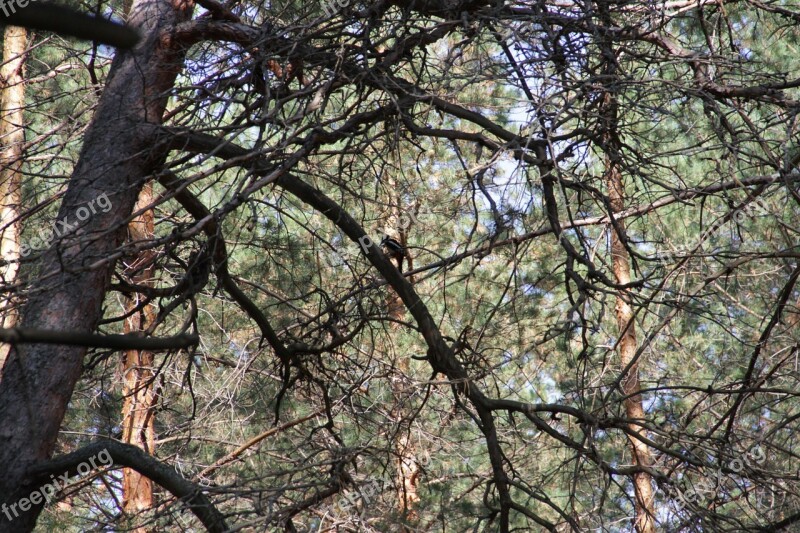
[
  {"left": 605, "top": 153, "right": 656, "bottom": 533},
  {"left": 384, "top": 174, "right": 420, "bottom": 527},
  {"left": 0, "top": 25, "right": 27, "bottom": 373},
  {"left": 120, "top": 182, "right": 157, "bottom": 530},
  {"left": 0, "top": 1, "right": 194, "bottom": 530},
  {"left": 594, "top": 3, "right": 656, "bottom": 528},
  {"left": 600, "top": 93, "right": 657, "bottom": 533}
]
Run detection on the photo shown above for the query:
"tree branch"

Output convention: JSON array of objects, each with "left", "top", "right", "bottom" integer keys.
[
  {"left": 27, "top": 440, "right": 228, "bottom": 533},
  {"left": 0, "top": 328, "right": 197, "bottom": 350}
]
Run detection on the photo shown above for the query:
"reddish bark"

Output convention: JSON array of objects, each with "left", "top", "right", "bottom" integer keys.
[
  {"left": 0, "top": 25, "right": 27, "bottom": 373},
  {"left": 602, "top": 93, "right": 657, "bottom": 533},
  {"left": 0, "top": 1, "right": 194, "bottom": 530},
  {"left": 384, "top": 175, "right": 420, "bottom": 527},
  {"left": 120, "top": 183, "right": 157, "bottom": 529}
]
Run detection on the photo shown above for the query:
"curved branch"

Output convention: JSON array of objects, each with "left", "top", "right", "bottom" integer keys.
[
  {"left": 158, "top": 129, "right": 520, "bottom": 531},
  {"left": 27, "top": 440, "right": 228, "bottom": 533}
]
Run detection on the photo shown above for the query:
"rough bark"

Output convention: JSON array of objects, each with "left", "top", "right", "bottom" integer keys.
[
  {"left": 120, "top": 182, "right": 157, "bottom": 529},
  {"left": 0, "top": 0, "right": 195, "bottom": 530},
  {"left": 0, "top": 25, "right": 27, "bottom": 373}
]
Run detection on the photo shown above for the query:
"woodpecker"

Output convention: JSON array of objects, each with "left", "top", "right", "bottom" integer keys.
[
  {"left": 380, "top": 236, "right": 406, "bottom": 272},
  {"left": 1, "top": 4, "right": 139, "bottom": 48}
]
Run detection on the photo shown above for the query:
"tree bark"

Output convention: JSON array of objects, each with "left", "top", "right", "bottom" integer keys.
[
  {"left": 0, "top": 0, "right": 194, "bottom": 530},
  {"left": 605, "top": 151, "right": 657, "bottom": 533},
  {"left": 120, "top": 182, "right": 157, "bottom": 530},
  {"left": 594, "top": 3, "right": 656, "bottom": 528},
  {"left": 600, "top": 63, "right": 657, "bottom": 533},
  {"left": 0, "top": 25, "right": 27, "bottom": 373},
  {"left": 384, "top": 173, "right": 420, "bottom": 527}
]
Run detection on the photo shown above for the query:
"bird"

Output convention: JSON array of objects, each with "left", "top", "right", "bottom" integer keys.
[
  {"left": 0, "top": 3, "right": 139, "bottom": 48},
  {"left": 380, "top": 235, "right": 406, "bottom": 272}
]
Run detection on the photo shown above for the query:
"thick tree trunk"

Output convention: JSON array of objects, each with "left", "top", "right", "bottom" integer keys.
[
  {"left": 120, "top": 183, "right": 157, "bottom": 529},
  {"left": 0, "top": 1, "right": 194, "bottom": 530},
  {"left": 0, "top": 25, "right": 27, "bottom": 373}
]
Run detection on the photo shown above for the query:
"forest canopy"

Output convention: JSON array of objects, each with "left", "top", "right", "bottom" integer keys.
[{"left": 0, "top": 0, "right": 799, "bottom": 531}]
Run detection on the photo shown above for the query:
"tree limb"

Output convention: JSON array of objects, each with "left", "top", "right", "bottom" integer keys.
[
  {"left": 27, "top": 440, "right": 228, "bottom": 533},
  {"left": 0, "top": 328, "right": 197, "bottom": 350}
]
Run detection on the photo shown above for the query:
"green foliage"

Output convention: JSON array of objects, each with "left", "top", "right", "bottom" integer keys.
[{"left": 9, "top": 0, "right": 800, "bottom": 531}]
